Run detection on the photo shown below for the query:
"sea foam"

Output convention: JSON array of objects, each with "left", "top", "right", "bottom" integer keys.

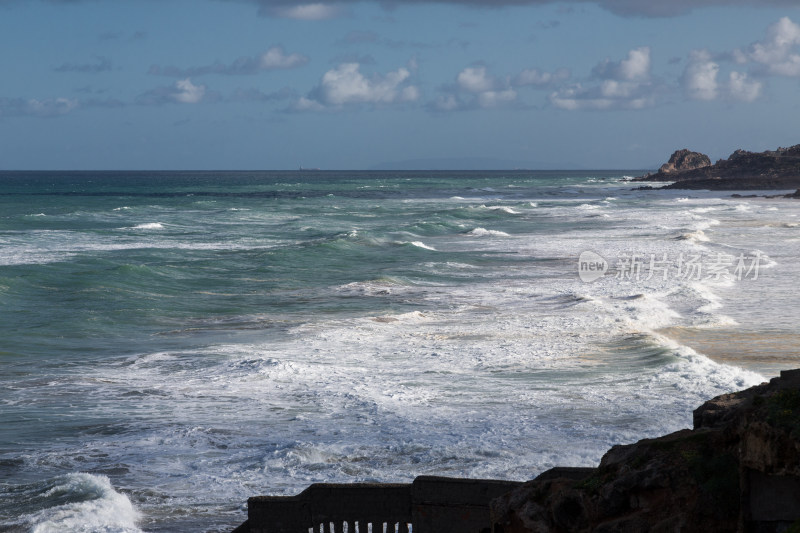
[{"left": 19, "top": 474, "right": 141, "bottom": 533}]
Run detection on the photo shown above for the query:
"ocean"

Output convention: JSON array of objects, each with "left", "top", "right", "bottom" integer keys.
[{"left": 1, "top": 170, "right": 798, "bottom": 532}]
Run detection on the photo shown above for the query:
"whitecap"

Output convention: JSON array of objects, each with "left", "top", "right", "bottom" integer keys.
[
  {"left": 394, "top": 240, "right": 436, "bottom": 251},
  {"left": 465, "top": 227, "right": 510, "bottom": 237},
  {"left": 408, "top": 241, "right": 436, "bottom": 251},
  {"left": 482, "top": 205, "right": 520, "bottom": 214},
  {"left": 23, "top": 473, "right": 141, "bottom": 533},
  {"left": 130, "top": 222, "right": 164, "bottom": 230}
]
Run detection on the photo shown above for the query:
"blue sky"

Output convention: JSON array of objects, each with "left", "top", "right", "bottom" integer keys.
[{"left": 1, "top": 0, "right": 799, "bottom": 170}]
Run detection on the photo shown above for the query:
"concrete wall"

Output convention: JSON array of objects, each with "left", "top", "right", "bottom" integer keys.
[{"left": 240, "top": 476, "right": 522, "bottom": 533}]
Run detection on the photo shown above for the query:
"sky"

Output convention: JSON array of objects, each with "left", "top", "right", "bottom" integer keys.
[{"left": 1, "top": 0, "right": 800, "bottom": 170}]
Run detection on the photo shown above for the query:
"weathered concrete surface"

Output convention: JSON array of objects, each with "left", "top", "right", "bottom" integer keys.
[{"left": 236, "top": 476, "right": 522, "bottom": 533}]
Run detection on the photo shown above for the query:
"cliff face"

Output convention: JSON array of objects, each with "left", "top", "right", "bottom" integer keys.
[
  {"left": 491, "top": 370, "right": 800, "bottom": 533},
  {"left": 634, "top": 145, "right": 800, "bottom": 190}
]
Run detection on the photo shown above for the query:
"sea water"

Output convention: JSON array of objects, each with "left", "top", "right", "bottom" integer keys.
[{"left": 1, "top": 171, "right": 798, "bottom": 532}]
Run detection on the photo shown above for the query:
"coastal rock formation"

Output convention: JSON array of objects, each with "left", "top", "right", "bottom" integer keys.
[
  {"left": 634, "top": 145, "right": 800, "bottom": 190},
  {"left": 490, "top": 369, "right": 800, "bottom": 533},
  {"left": 657, "top": 149, "right": 712, "bottom": 174}
]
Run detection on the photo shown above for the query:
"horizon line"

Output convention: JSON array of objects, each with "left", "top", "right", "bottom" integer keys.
[{"left": 0, "top": 168, "right": 653, "bottom": 173}]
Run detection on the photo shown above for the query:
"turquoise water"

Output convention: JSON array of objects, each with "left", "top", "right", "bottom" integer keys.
[{"left": 1, "top": 171, "right": 795, "bottom": 532}]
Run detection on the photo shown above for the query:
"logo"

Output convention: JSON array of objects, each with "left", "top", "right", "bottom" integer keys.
[{"left": 578, "top": 251, "right": 608, "bottom": 283}]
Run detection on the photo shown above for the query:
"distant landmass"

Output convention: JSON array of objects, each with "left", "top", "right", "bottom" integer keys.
[{"left": 633, "top": 145, "right": 800, "bottom": 190}]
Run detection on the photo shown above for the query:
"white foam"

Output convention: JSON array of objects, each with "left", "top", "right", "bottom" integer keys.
[
  {"left": 675, "top": 230, "right": 710, "bottom": 243},
  {"left": 481, "top": 205, "right": 520, "bottom": 214},
  {"left": 26, "top": 474, "right": 141, "bottom": 533},
  {"left": 465, "top": 227, "right": 510, "bottom": 237},
  {"left": 130, "top": 222, "right": 164, "bottom": 230},
  {"left": 393, "top": 240, "right": 436, "bottom": 251},
  {"left": 408, "top": 241, "right": 436, "bottom": 251}
]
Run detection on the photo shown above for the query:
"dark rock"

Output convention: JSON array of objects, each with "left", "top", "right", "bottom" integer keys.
[
  {"left": 785, "top": 189, "right": 800, "bottom": 199},
  {"left": 490, "top": 370, "right": 800, "bottom": 533},
  {"left": 658, "top": 149, "right": 712, "bottom": 174},
  {"left": 632, "top": 144, "right": 800, "bottom": 190}
]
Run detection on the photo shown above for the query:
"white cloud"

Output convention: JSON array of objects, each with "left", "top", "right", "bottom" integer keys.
[
  {"left": 136, "top": 78, "right": 212, "bottom": 105},
  {"left": 432, "top": 94, "right": 459, "bottom": 111},
  {"left": 173, "top": 78, "right": 205, "bottom": 104},
  {"left": 737, "top": 16, "right": 800, "bottom": 77},
  {"left": 149, "top": 46, "right": 308, "bottom": 77},
  {"left": 432, "top": 65, "right": 522, "bottom": 111},
  {"left": 243, "top": 0, "right": 800, "bottom": 20},
  {"left": 297, "top": 62, "right": 419, "bottom": 110},
  {"left": 294, "top": 96, "right": 326, "bottom": 111},
  {"left": 681, "top": 49, "right": 719, "bottom": 101},
  {"left": 728, "top": 71, "right": 762, "bottom": 102},
  {"left": 477, "top": 88, "right": 517, "bottom": 107},
  {"left": 0, "top": 97, "right": 78, "bottom": 118},
  {"left": 551, "top": 47, "right": 656, "bottom": 110},
  {"left": 400, "top": 85, "right": 421, "bottom": 102},
  {"left": 681, "top": 49, "right": 765, "bottom": 102},
  {"left": 457, "top": 66, "right": 496, "bottom": 93},
  {"left": 268, "top": 3, "right": 343, "bottom": 20},
  {"left": 549, "top": 81, "right": 653, "bottom": 110},
  {"left": 259, "top": 47, "right": 310, "bottom": 69},
  {"left": 434, "top": 63, "right": 571, "bottom": 111},
  {"left": 27, "top": 97, "right": 79, "bottom": 116},
  {"left": 593, "top": 46, "right": 651, "bottom": 81},
  {"left": 513, "top": 67, "right": 570, "bottom": 87}
]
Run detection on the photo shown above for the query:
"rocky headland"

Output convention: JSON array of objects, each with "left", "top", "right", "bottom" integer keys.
[
  {"left": 490, "top": 369, "right": 800, "bottom": 533},
  {"left": 633, "top": 145, "right": 800, "bottom": 190}
]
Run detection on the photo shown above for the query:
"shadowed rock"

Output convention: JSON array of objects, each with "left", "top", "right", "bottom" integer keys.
[
  {"left": 658, "top": 149, "right": 711, "bottom": 174},
  {"left": 634, "top": 145, "right": 800, "bottom": 190}
]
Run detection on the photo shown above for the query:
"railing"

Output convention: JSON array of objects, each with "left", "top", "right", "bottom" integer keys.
[{"left": 238, "top": 476, "right": 525, "bottom": 533}]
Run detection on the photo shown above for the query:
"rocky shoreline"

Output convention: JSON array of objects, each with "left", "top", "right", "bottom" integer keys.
[
  {"left": 491, "top": 369, "right": 800, "bottom": 532},
  {"left": 632, "top": 145, "right": 800, "bottom": 191}
]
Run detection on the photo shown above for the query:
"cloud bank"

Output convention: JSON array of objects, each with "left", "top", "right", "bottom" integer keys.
[
  {"left": 550, "top": 46, "right": 658, "bottom": 110},
  {"left": 432, "top": 63, "right": 568, "bottom": 111}
]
